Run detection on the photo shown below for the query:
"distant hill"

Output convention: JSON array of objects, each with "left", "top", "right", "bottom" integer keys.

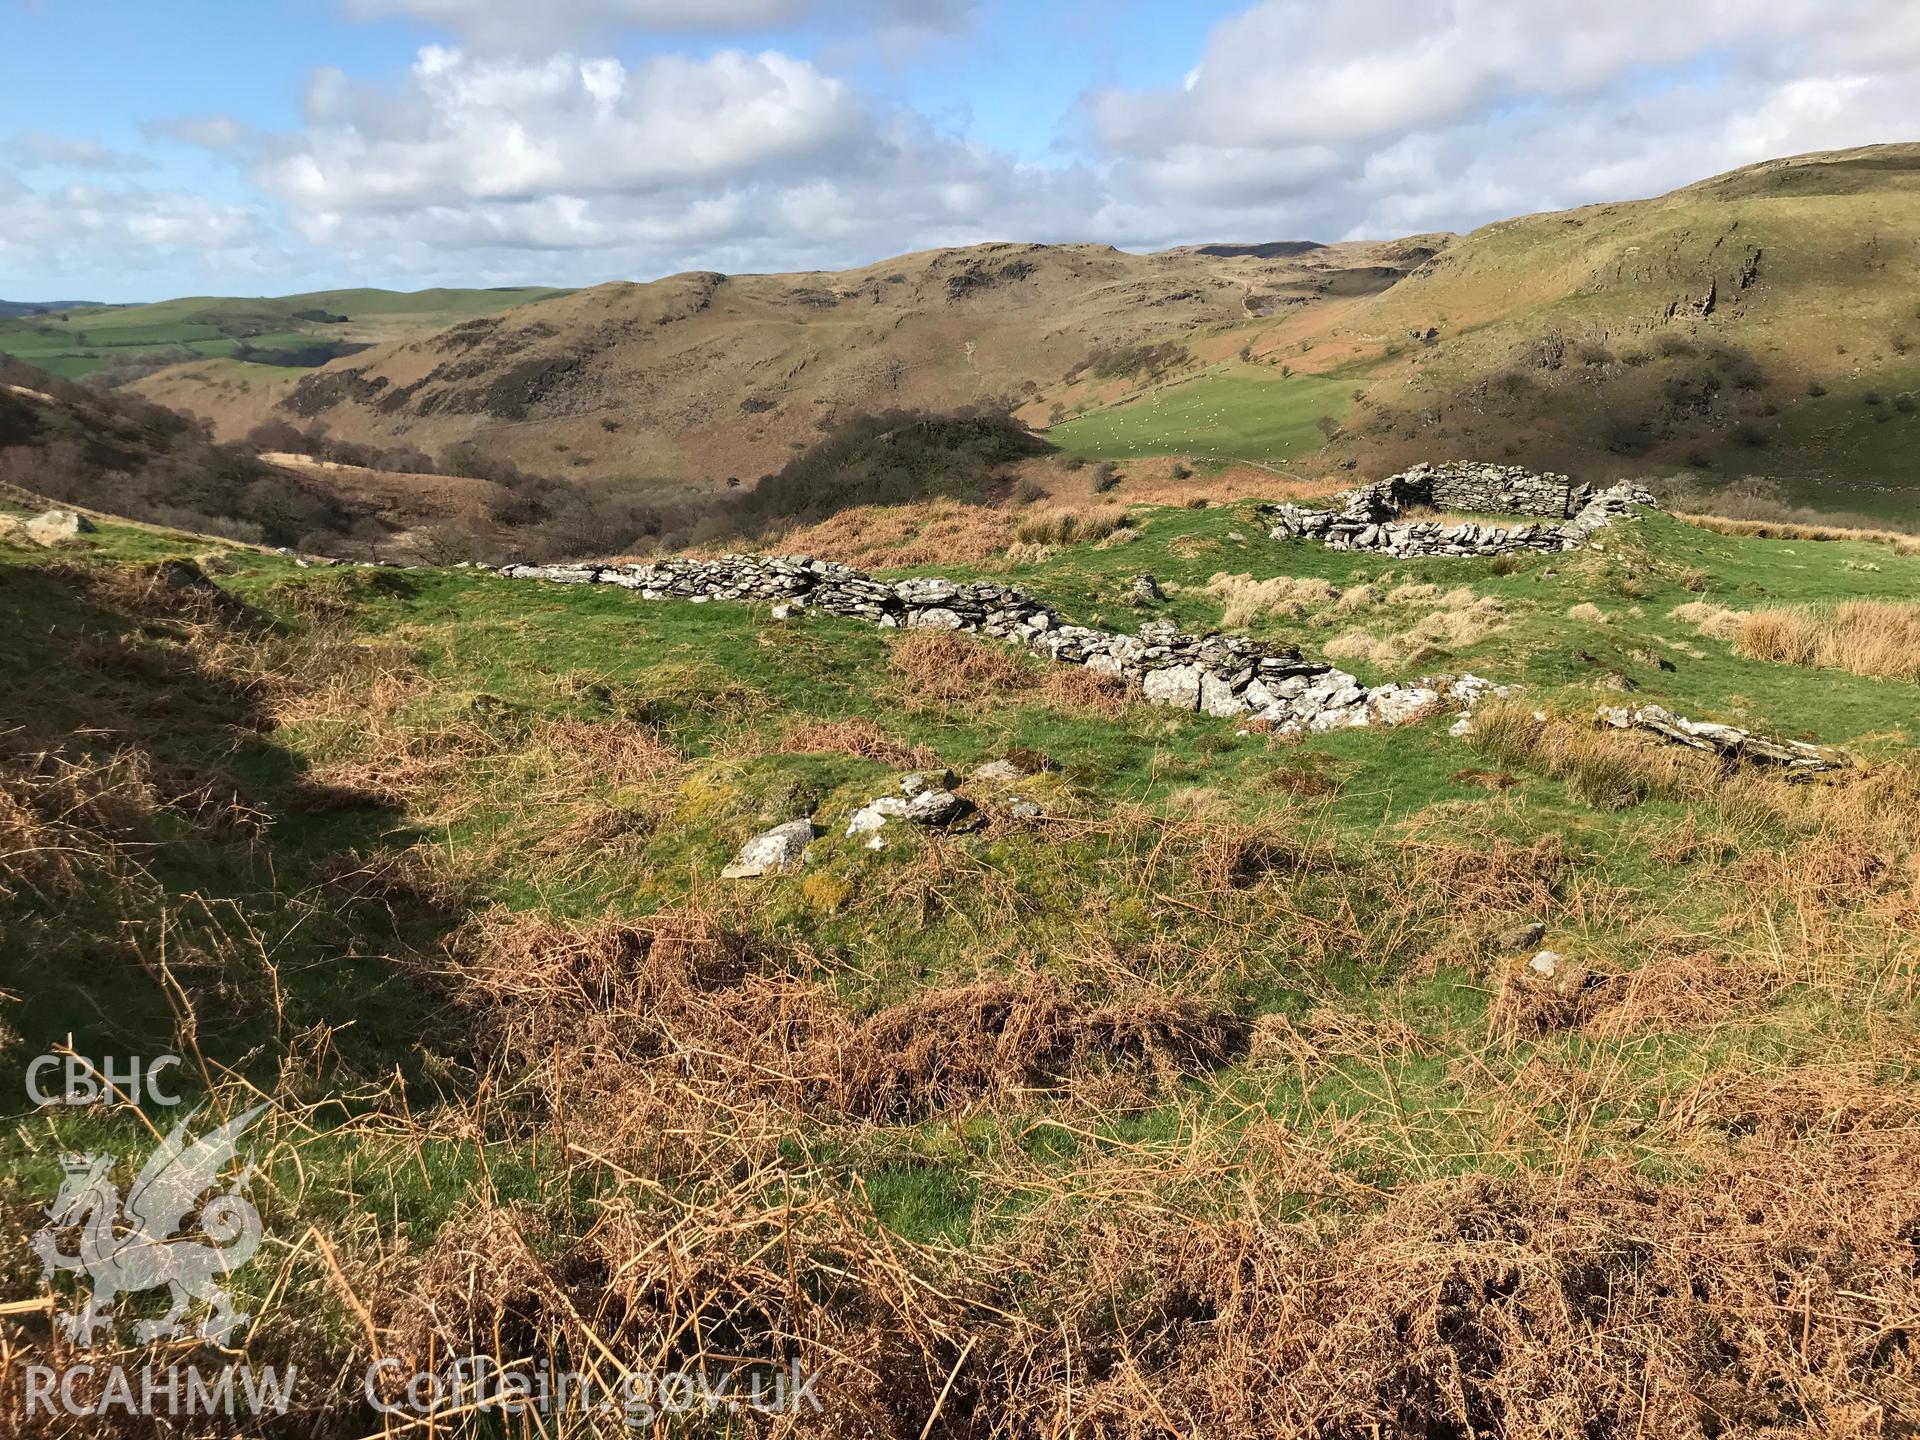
[
  {"left": 0, "top": 300, "right": 104, "bottom": 319},
  {"left": 1319, "top": 142, "right": 1920, "bottom": 518},
  {"left": 110, "top": 140, "right": 1920, "bottom": 521},
  {"left": 137, "top": 238, "right": 1442, "bottom": 488},
  {"left": 0, "top": 286, "right": 568, "bottom": 383}
]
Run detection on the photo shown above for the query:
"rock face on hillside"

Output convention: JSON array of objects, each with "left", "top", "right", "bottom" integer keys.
[
  {"left": 489, "top": 553, "right": 1510, "bottom": 736},
  {"left": 1262, "top": 463, "right": 1657, "bottom": 557}
]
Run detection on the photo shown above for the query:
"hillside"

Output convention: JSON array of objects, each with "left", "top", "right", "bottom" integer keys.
[
  {"left": 135, "top": 238, "right": 1440, "bottom": 487},
  {"left": 131, "top": 143, "right": 1920, "bottom": 521},
  {"left": 5, "top": 480, "right": 1918, "bottom": 1433},
  {"left": 0, "top": 357, "right": 541, "bottom": 552},
  {"left": 1315, "top": 143, "right": 1920, "bottom": 517},
  {"left": 0, "top": 285, "right": 566, "bottom": 385}
]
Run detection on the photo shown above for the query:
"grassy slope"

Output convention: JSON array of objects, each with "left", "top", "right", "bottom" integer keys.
[
  {"left": 120, "top": 241, "right": 1435, "bottom": 487},
  {"left": 1046, "top": 366, "right": 1360, "bottom": 466}
]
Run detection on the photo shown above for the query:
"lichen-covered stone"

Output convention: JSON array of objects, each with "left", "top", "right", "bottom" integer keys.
[{"left": 720, "top": 819, "right": 816, "bottom": 878}]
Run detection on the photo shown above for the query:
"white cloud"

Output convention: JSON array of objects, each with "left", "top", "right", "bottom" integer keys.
[
  {"left": 260, "top": 46, "right": 864, "bottom": 218},
  {"left": 1093, "top": 0, "right": 1920, "bottom": 157},
  {"left": 341, "top": 0, "right": 975, "bottom": 50},
  {"left": 0, "top": 180, "right": 265, "bottom": 291},
  {"left": 1078, "top": 0, "right": 1920, "bottom": 246},
  {"left": 144, "top": 115, "right": 249, "bottom": 151},
  {"left": 7, "top": 130, "right": 152, "bottom": 173},
  {"left": 248, "top": 42, "right": 1114, "bottom": 277},
  {"left": 14, "top": 0, "right": 1920, "bottom": 298}
]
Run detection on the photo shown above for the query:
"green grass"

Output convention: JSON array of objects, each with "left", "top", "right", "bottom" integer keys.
[
  {"left": 1047, "top": 367, "right": 1359, "bottom": 465},
  {"left": 2, "top": 502, "right": 1916, "bottom": 1371}
]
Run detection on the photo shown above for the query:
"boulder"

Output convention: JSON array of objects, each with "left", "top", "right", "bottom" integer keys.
[
  {"left": 900, "top": 770, "right": 956, "bottom": 797},
  {"left": 1494, "top": 921, "right": 1547, "bottom": 953},
  {"left": 970, "top": 759, "right": 1027, "bottom": 782},
  {"left": 1365, "top": 685, "right": 1441, "bottom": 725},
  {"left": 1199, "top": 671, "right": 1250, "bottom": 718},
  {"left": 720, "top": 819, "right": 817, "bottom": 878},
  {"left": 905, "top": 789, "right": 970, "bottom": 827},
  {"left": 159, "top": 559, "right": 221, "bottom": 593},
  {"left": 23, "top": 509, "right": 95, "bottom": 546}
]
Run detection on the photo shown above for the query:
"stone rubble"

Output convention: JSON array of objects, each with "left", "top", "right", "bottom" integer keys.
[
  {"left": 846, "top": 797, "right": 910, "bottom": 849},
  {"left": 1597, "top": 703, "right": 1848, "bottom": 775},
  {"left": 846, "top": 773, "right": 980, "bottom": 849},
  {"left": 1260, "top": 462, "right": 1658, "bottom": 557},
  {"left": 485, "top": 551, "right": 1516, "bottom": 737}
]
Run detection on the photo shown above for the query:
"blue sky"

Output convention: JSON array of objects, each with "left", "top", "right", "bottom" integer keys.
[{"left": 2, "top": 0, "right": 1915, "bottom": 301}]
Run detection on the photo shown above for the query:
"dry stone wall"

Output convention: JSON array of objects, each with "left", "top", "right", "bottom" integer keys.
[
  {"left": 488, "top": 553, "right": 1507, "bottom": 735},
  {"left": 1262, "top": 463, "right": 1657, "bottom": 557}
]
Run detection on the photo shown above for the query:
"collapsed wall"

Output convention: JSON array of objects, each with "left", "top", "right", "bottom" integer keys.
[
  {"left": 489, "top": 554, "right": 1504, "bottom": 733},
  {"left": 1261, "top": 463, "right": 1657, "bottom": 557}
]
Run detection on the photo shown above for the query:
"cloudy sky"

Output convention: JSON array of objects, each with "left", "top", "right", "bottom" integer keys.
[{"left": 3, "top": 0, "right": 1917, "bottom": 301}]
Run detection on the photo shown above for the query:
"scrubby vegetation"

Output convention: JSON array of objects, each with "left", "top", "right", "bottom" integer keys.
[
  {"left": 0, "top": 357, "right": 355, "bottom": 548},
  {"left": 5, "top": 489, "right": 1918, "bottom": 1434},
  {"left": 736, "top": 407, "right": 1045, "bottom": 524}
]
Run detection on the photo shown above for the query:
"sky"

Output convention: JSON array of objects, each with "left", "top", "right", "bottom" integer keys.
[{"left": 2, "top": 0, "right": 1917, "bottom": 302}]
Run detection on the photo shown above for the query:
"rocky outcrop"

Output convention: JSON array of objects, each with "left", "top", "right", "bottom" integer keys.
[
  {"left": 1262, "top": 463, "right": 1657, "bottom": 557},
  {"left": 488, "top": 553, "right": 1510, "bottom": 737}
]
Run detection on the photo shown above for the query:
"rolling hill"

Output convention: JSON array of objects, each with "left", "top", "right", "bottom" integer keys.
[
  {"left": 0, "top": 285, "right": 567, "bottom": 383},
  {"left": 0, "top": 299, "right": 104, "bottom": 319},
  {"left": 120, "top": 142, "right": 1920, "bottom": 521},
  {"left": 132, "top": 238, "right": 1439, "bottom": 488}
]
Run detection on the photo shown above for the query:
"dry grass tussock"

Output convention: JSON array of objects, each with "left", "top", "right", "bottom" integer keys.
[
  {"left": 1397, "top": 825, "right": 1569, "bottom": 914},
  {"left": 1036, "top": 661, "right": 1139, "bottom": 716},
  {"left": 1674, "top": 596, "right": 1920, "bottom": 681},
  {"left": 746, "top": 496, "right": 1016, "bottom": 568},
  {"left": 1206, "top": 572, "right": 1338, "bottom": 625},
  {"left": 1668, "top": 598, "right": 1746, "bottom": 640},
  {"left": 1010, "top": 504, "right": 1129, "bottom": 548},
  {"left": 1469, "top": 699, "right": 1720, "bottom": 810},
  {"left": 0, "top": 741, "right": 161, "bottom": 901},
  {"left": 1326, "top": 587, "right": 1506, "bottom": 670},
  {"left": 775, "top": 715, "right": 945, "bottom": 769},
  {"left": 442, "top": 910, "right": 1242, "bottom": 1130},
  {"left": 1205, "top": 572, "right": 1404, "bottom": 627},
  {"left": 1736, "top": 599, "right": 1920, "bottom": 682},
  {"left": 1678, "top": 508, "right": 1920, "bottom": 555}
]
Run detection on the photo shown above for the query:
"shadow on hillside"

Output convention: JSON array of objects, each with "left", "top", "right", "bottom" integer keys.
[{"left": 0, "top": 558, "right": 460, "bottom": 1114}]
